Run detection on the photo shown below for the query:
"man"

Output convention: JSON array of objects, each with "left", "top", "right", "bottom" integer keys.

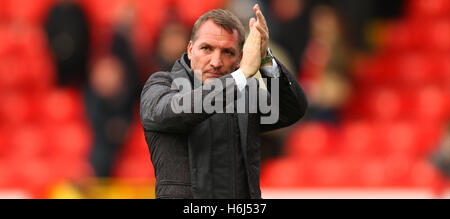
[
  {"left": 140, "top": 4, "right": 307, "bottom": 199},
  {"left": 45, "top": 0, "right": 90, "bottom": 87}
]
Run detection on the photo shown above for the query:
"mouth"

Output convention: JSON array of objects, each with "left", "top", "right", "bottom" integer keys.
[{"left": 203, "top": 72, "right": 225, "bottom": 78}]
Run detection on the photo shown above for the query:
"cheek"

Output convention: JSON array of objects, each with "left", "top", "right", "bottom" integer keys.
[
  {"left": 189, "top": 55, "right": 198, "bottom": 70},
  {"left": 190, "top": 52, "right": 208, "bottom": 70},
  {"left": 224, "top": 57, "right": 240, "bottom": 71}
]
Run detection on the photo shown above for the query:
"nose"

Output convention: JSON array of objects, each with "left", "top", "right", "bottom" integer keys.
[{"left": 209, "top": 50, "right": 223, "bottom": 70}]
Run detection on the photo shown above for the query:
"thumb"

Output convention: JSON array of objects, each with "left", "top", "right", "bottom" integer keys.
[{"left": 249, "top": 17, "right": 256, "bottom": 28}]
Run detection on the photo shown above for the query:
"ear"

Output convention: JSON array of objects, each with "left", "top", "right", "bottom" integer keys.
[
  {"left": 236, "top": 51, "right": 243, "bottom": 69},
  {"left": 187, "top": 41, "right": 193, "bottom": 60}
]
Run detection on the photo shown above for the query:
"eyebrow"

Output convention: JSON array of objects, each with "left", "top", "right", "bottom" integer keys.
[{"left": 198, "top": 42, "right": 237, "bottom": 54}]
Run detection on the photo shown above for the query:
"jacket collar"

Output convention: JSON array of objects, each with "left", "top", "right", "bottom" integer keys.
[{"left": 170, "top": 53, "right": 203, "bottom": 89}]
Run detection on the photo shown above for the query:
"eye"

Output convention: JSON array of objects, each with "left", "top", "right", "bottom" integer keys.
[
  {"left": 201, "top": 46, "right": 211, "bottom": 51},
  {"left": 224, "top": 49, "right": 234, "bottom": 56}
]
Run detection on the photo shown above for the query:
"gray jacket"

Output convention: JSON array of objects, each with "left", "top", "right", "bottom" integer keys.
[{"left": 140, "top": 54, "right": 307, "bottom": 198}]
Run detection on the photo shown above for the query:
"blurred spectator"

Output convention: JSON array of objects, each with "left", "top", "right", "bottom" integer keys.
[
  {"left": 226, "top": 0, "right": 297, "bottom": 73},
  {"left": 430, "top": 123, "right": 450, "bottom": 198},
  {"left": 226, "top": 0, "right": 298, "bottom": 161},
  {"left": 261, "top": 0, "right": 312, "bottom": 75},
  {"left": 0, "top": 0, "right": 432, "bottom": 199},
  {"left": 226, "top": 0, "right": 259, "bottom": 27},
  {"left": 139, "top": 18, "right": 190, "bottom": 83},
  {"left": 258, "top": 39, "right": 298, "bottom": 162},
  {"left": 44, "top": 0, "right": 90, "bottom": 87},
  {"left": 298, "top": 4, "right": 353, "bottom": 125},
  {"left": 83, "top": 7, "right": 139, "bottom": 178},
  {"left": 322, "top": 0, "right": 404, "bottom": 51}
]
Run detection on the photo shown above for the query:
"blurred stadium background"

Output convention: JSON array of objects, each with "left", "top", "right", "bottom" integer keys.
[{"left": 0, "top": 0, "right": 449, "bottom": 199}]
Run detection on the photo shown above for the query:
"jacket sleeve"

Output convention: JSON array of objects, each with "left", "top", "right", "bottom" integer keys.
[
  {"left": 140, "top": 72, "right": 238, "bottom": 133},
  {"left": 258, "top": 58, "right": 308, "bottom": 133}
]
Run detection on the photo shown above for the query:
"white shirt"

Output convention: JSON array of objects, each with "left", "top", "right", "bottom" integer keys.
[{"left": 231, "top": 57, "right": 279, "bottom": 92}]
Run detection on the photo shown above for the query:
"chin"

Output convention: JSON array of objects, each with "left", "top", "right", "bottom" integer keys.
[
  {"left": 203, "top": 77, "right": 215, "bottom": 84},
  {"left": 203, "top": 74, "right": 221, "bottom": 83}
]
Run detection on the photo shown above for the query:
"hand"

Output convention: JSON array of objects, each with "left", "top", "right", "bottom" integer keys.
[
  {"left": 239, "top": 24, "right": 261, "bottom": 78},
  {"left": 250, "top": 4, "right": 270, "bottom": 60}
]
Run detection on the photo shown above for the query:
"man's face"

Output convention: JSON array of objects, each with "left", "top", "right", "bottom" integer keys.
[{"left": 187, "top": 20, "right": 242, "bottom": 83}]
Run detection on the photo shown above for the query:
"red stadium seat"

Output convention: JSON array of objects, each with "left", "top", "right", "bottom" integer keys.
[
  {"left": 337, "top": 120, "right": 379, "bottom": 157},
  {"left": 260, "top": 158, "right": 306, "bottom": 188},
  {"left": 26, "top": 57, "right": 56, "bottom": 91},
  {"left": 285, "top": 122, "right": 334, "bottom": 159},
  {"left": 38, "top": 89, "right": 83, "bottom": 124},
  {"left": 0, "top": 161, "right": 16, "bottom": 188},
  {"left": 415, "top": 121, "right": 447, "bottom": 156},
  {"left": 47, "top": 157, "right": 92, "bottom": 181},
  {"left": 0, "top": 132, "right": 7, "bottom": 157},
  {"left": 407, "top": 20, "right": 430, "bottom": 51},
  {"left": 0, "top": 26, "right": 55, "bottom": 92},
  {"left": 312, "top": 157, "right": 349, "bottom": 187},
  {"left": 364, "top": 87, "right": 406, "bottom": 121},
  {"left": 0, "top": 92, "right": 33, "bottom": 126},
  {"left": 50, "top": 121, "right": 92, "bottom": 160},
  {"left": 18, "top": 29, "right": 56, "bottom": 91},
  {"left": 132, "top": 0, "right": 171, "bottom": 53},
  {"left": 9, "top": 126, "right": 46, "bottom": 159},
  {"left": 13, "top": 158, "right": 57, "bottom": 198},
  {"left": 410, "top": 160, "right": 438, "bottom": 187},
  {"left": 431, "top": 54, "right": 450, "bottom": 86},
  {"left": 78, "top": 0, "right": 124, "bottom": 49},
  {"left": 407, "top": 0, "right": 450, "bottom": 18},
  {"left": 413, "top": 85, "right": 450, "bottom": 122},
  {"left": 174, "top": 0, "right": 228, "bottom": 27},
  {"left": 0, "top": 26, "right": 11, "bottom": 56},
  {"left": 0, "top": 57, "right": 27, "bottom": 90},
  {"left": 428, "top": 20, "right": 450, "bottom": 52},
  {"left": 393, "top": 53, "right": 432, "bottom": 86},
  {"left": 357, "top": 158, "right": 387, "bottom": 187},
  {"left": 378, "top": 121, "right": 420, "bottom": 157},
  {"left": 79, "top": 0, "right": 123, "bottom": 28},
  {"left": 353, "top": 54, "right": 415, "bottom": 87},
  {"left": 381, "top": 21, "right": 414, "bottom": 51},
  {"left": 0, "top": 1, "right": 6, "bottom": 21},
  {"left": 2, "top": 0, "right": 54, "bottom": 25},
  {"left": 381, "top": 18, "right": 450, "bottom": 53},
  {"left": 384, "top": 155, "right": 414, "bottom": 187}
]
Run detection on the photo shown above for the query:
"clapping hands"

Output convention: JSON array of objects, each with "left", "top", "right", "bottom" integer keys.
[{"left": 239, "top": 4, "right": 271, "bottom": 78}]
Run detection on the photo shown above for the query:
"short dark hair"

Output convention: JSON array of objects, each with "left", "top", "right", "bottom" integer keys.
[{"left": 190, "top": 9, "right": 245, "bottom": 51}]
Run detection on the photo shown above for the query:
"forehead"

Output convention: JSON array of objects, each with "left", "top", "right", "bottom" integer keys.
[{"left": 194, "top": 20, "right": 240, "bottom": 50}]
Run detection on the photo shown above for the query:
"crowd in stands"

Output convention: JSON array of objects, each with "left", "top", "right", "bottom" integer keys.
[{"left": 0, "top": 0, "right": 448, "bottom": 198}]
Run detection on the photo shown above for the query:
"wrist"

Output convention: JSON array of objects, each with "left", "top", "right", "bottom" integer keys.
[
  {"left": 262, "top": 50, "right": 268, "bottom": 59},
  {"left": 261, "top": 58, "right": 273, "bottom": 67},
  {"left": 239, "top": 67, "right": 252, "bottom": 79},
  {"left": 260, "top": 48, "right": 273, "bottom": 66}
]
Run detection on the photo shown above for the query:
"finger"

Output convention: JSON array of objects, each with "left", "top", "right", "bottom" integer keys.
[
  {"left": 250, "top": 25, "right": 260, "bottom": 38},
  {"left": 253, "top": 4, "right": 259, "bottom": 13},
  {"left": 249, "top": 17, "right": 256, "bottom": 28},
  {"left": 255, "top": 24, "right": 268, "bottom": 40},
  {"left": 253, "top": 4, "right": 268, "bottom": 33},
  {"left": 250, "top": 25, "right": 261, "bottom": 39},
  {"left": 246, "top": 27, "right": 258, "bottom": 44},
  {"left": 255, "top": 27, "right": 266, "bottom": 42},
  {"left": 255, "top": 10, "right": 267, "bottom": 28}
]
